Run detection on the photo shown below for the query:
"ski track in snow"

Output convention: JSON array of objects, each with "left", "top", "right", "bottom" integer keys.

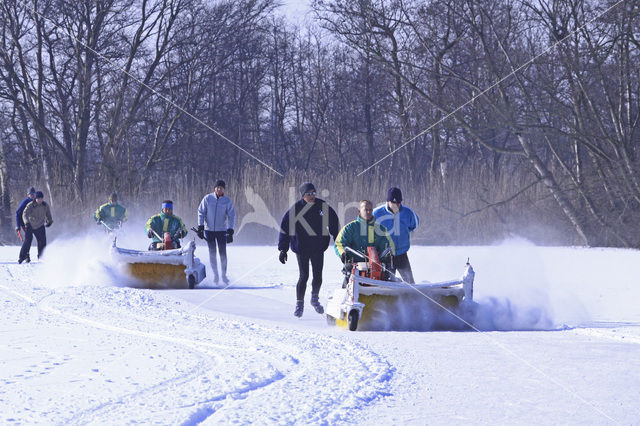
[{"left": 0, "top": 264, "right": 393, "bottom": 424}]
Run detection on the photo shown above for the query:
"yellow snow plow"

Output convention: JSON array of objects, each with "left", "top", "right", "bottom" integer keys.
[
  {"left": 325, "top": 247, "right": 475, "bottom": 331},
  {"left": 110, "top": 239, "right": 206, "bottom": 289}
]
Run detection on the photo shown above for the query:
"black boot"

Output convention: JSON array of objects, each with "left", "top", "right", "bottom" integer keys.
[
  {"left": 294, "top": 300, "right": 304, "bottom": 318},
  {"left": 310, "top": 294, "right": 324, "bottom": 314}
]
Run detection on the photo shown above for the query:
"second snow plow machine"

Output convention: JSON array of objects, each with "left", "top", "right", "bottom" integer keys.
[
  {"left": 110, "top": 235, "right": 206, "bottom": 289},
  {"left": 325, "top": 247, "right": 475, "bottom": 331}
]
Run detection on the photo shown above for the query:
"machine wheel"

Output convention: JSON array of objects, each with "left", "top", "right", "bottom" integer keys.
[
  {"left": 326, "top": 314, "right": 336, "bottom": 326},
  {"left": 188, "top": 274, "right": 196, "bottom": 289},
  {"left": 347, "top": 309, "right": 359, "bottom": 331}
]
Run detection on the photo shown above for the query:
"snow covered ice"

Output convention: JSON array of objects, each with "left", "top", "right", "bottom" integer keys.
[{"left": 1, "top": 237, "right": 639, "bottom": 424}]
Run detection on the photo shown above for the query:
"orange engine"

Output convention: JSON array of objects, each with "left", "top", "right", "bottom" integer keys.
[
  {"left": 349, "top": 247, "right": 384, "bottom": 281},
  {"left": 163, "top": 232, "right": 173, "bottom": 250},
  {"left": 367, "top": 246, "right": 382, "bottom": 280}
]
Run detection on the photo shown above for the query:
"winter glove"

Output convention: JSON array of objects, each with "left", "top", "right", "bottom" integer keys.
[
  {"left": 15, "top": 226, "right": 20, "bottom": 232},
  {"left": 196, "top": 225, "right": 204, "bottom": 240},
  {"left": 279, "top": 250, "right": 287, "bottom": 264},
  {"left": 147, "top": 229, "right": 154, "bottom": 238},
  {"left": 96, "top": 220, "right": 102, "bottom": 225},
  {"left": 174, "top": 229, "right": 186, "bottom": 239},
  {"left": 226, "top": 228, "right": 234, "bottom": 244},
  {"left": 45, "top": 221, "right": 52, "bottom": 228},
  {"left": 340, "top": 251, "right": 348, "bottom": 264}
]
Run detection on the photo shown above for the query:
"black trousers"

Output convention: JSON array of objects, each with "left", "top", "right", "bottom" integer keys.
[
  {"left": 391, "top": 252, "right": 415, "bottom": 284},
  {"left": 19, "top": 225, "right": 46, "bottom": 261},
  {"left": 205, "top": 231, "right": 227, "bottom": 278},
  {"left": 296, "top": 251, "right": 324, "bottom": 301}
]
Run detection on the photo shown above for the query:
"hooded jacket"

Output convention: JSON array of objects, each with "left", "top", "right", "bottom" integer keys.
[
  {"left": 197, "top": 194, "right": 236, "bottom": 232},
  {"left": 372, "top": 203, "right": 419, "bottom": 256}
]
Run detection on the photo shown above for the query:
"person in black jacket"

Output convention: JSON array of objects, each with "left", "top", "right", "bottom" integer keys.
[
  {"left": 15, "top": 187, "right": 36, "bottom": 261},
  {"left": 278, "top": 182, "right": 340, "bottom": 318}
]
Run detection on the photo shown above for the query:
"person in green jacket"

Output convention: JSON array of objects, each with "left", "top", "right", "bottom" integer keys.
[
  {"left": 145, "top": 200, "right": 188, "bottom": 250},
  {"left": 334, "top": 199, "right": 395, "bottom": 263},
  {"left": 94, "top": 192, "right": 127, "bottom": 230}
]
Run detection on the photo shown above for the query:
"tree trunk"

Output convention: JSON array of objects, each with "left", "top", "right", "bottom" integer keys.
[
  {"left": 517, "top": 133, "right": 591, "bottom": 245},
  {"left": 0, "top": 136, "right": 11, "bottom": 242}
]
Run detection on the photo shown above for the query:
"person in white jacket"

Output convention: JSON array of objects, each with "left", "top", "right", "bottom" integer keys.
[{"left": 197, "top": 180, "right": 236, "bottom": 284}]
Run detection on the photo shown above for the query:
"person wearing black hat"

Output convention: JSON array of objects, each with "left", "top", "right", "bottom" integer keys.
[
  {"left": 15, "top": 187, "right": 36, "bottom": 242},
  {"left": 278, "top": 182, "right": 340, "bottom": 317},
  {"left": 19, "top": 191, "right": 53, "bottom": 263},
  {"left": 197, "top": 180, "right": 236, "bottom": 284},
  {"left": 372, "top": 187, "right": 420, "bottom": 283},
  {"left": 94, "top": 192, "right": 128, "bottom": 231}
]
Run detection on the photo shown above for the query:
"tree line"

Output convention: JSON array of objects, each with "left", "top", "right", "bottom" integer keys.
[{"left": 0, "top": 0, "right": 638, "bottom": 247}]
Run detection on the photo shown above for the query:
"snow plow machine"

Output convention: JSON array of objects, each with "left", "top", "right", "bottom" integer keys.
[
  {"left": 325, "top": 247, "right": 475, "bottom": 331},
  {"left": 110, "top": 234, "right": 206, "bottom": 289}
]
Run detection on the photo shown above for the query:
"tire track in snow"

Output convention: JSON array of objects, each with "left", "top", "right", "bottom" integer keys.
[
  {"left": 0, "top": 272, "right": 295, "bottom": 423},
  {"left": 3, "top": 286, "right": 292, "bottom": 423},
  {"left": 77, "top": 289, "right": 394, "bottom": 424},
  {"left": 45, "top": 288, "right": 394, "bottom": 424},
  {"left": 2, "top": 266, "right": 394, "bottom": 423}
]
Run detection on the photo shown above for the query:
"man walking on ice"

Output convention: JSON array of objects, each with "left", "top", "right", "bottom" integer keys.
[{"left": 278, "top": 182, "right": 340, "bottom": 318}]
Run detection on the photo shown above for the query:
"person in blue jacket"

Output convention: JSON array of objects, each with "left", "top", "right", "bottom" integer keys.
[
  {"left": 373, "top": 187, "right": 420, "bottom": 283},
  {"left": 278, "top": 182, "right": 340, "bottom": 318},
  {"left": 197, "top": 180, "right": 236, "bottom": 285},
  {"left": 15, "top": 187, "right": 36, "bottom": 241}
]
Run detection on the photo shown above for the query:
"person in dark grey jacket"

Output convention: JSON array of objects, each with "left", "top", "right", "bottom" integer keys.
[
  {"left": 197, "top": 180, "right": 236, "bottom": 284},
  {"left": 278, "top": 182, "right": 340, "bottom": 318}
]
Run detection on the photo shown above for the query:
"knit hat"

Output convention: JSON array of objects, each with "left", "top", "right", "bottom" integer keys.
[
  {"left": 215, "top": 180, "right": 226, "bottom": 189},
  {"left": 35, "top": 191, "right": 44, "bottom": 199},
  {"left": 386, "top": 187, "right": 402, "bottom": 203},
  {"left": 299, "top": 182, "right": 316, "bottom": 196},
  {"left": 27, "top": 187, "right": 36, "bottom": 195},
  {"left": 109, "top": 192, "right": 118, "bottom": 202}
]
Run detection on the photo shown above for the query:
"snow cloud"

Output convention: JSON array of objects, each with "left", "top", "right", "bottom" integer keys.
[{"left": 36, "top": 232, "right": 125, "bottom": 288}]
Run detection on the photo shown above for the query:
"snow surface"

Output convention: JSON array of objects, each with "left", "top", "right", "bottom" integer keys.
[{"left": 1, "top": 234, "right": 639, "bottom": 424}]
